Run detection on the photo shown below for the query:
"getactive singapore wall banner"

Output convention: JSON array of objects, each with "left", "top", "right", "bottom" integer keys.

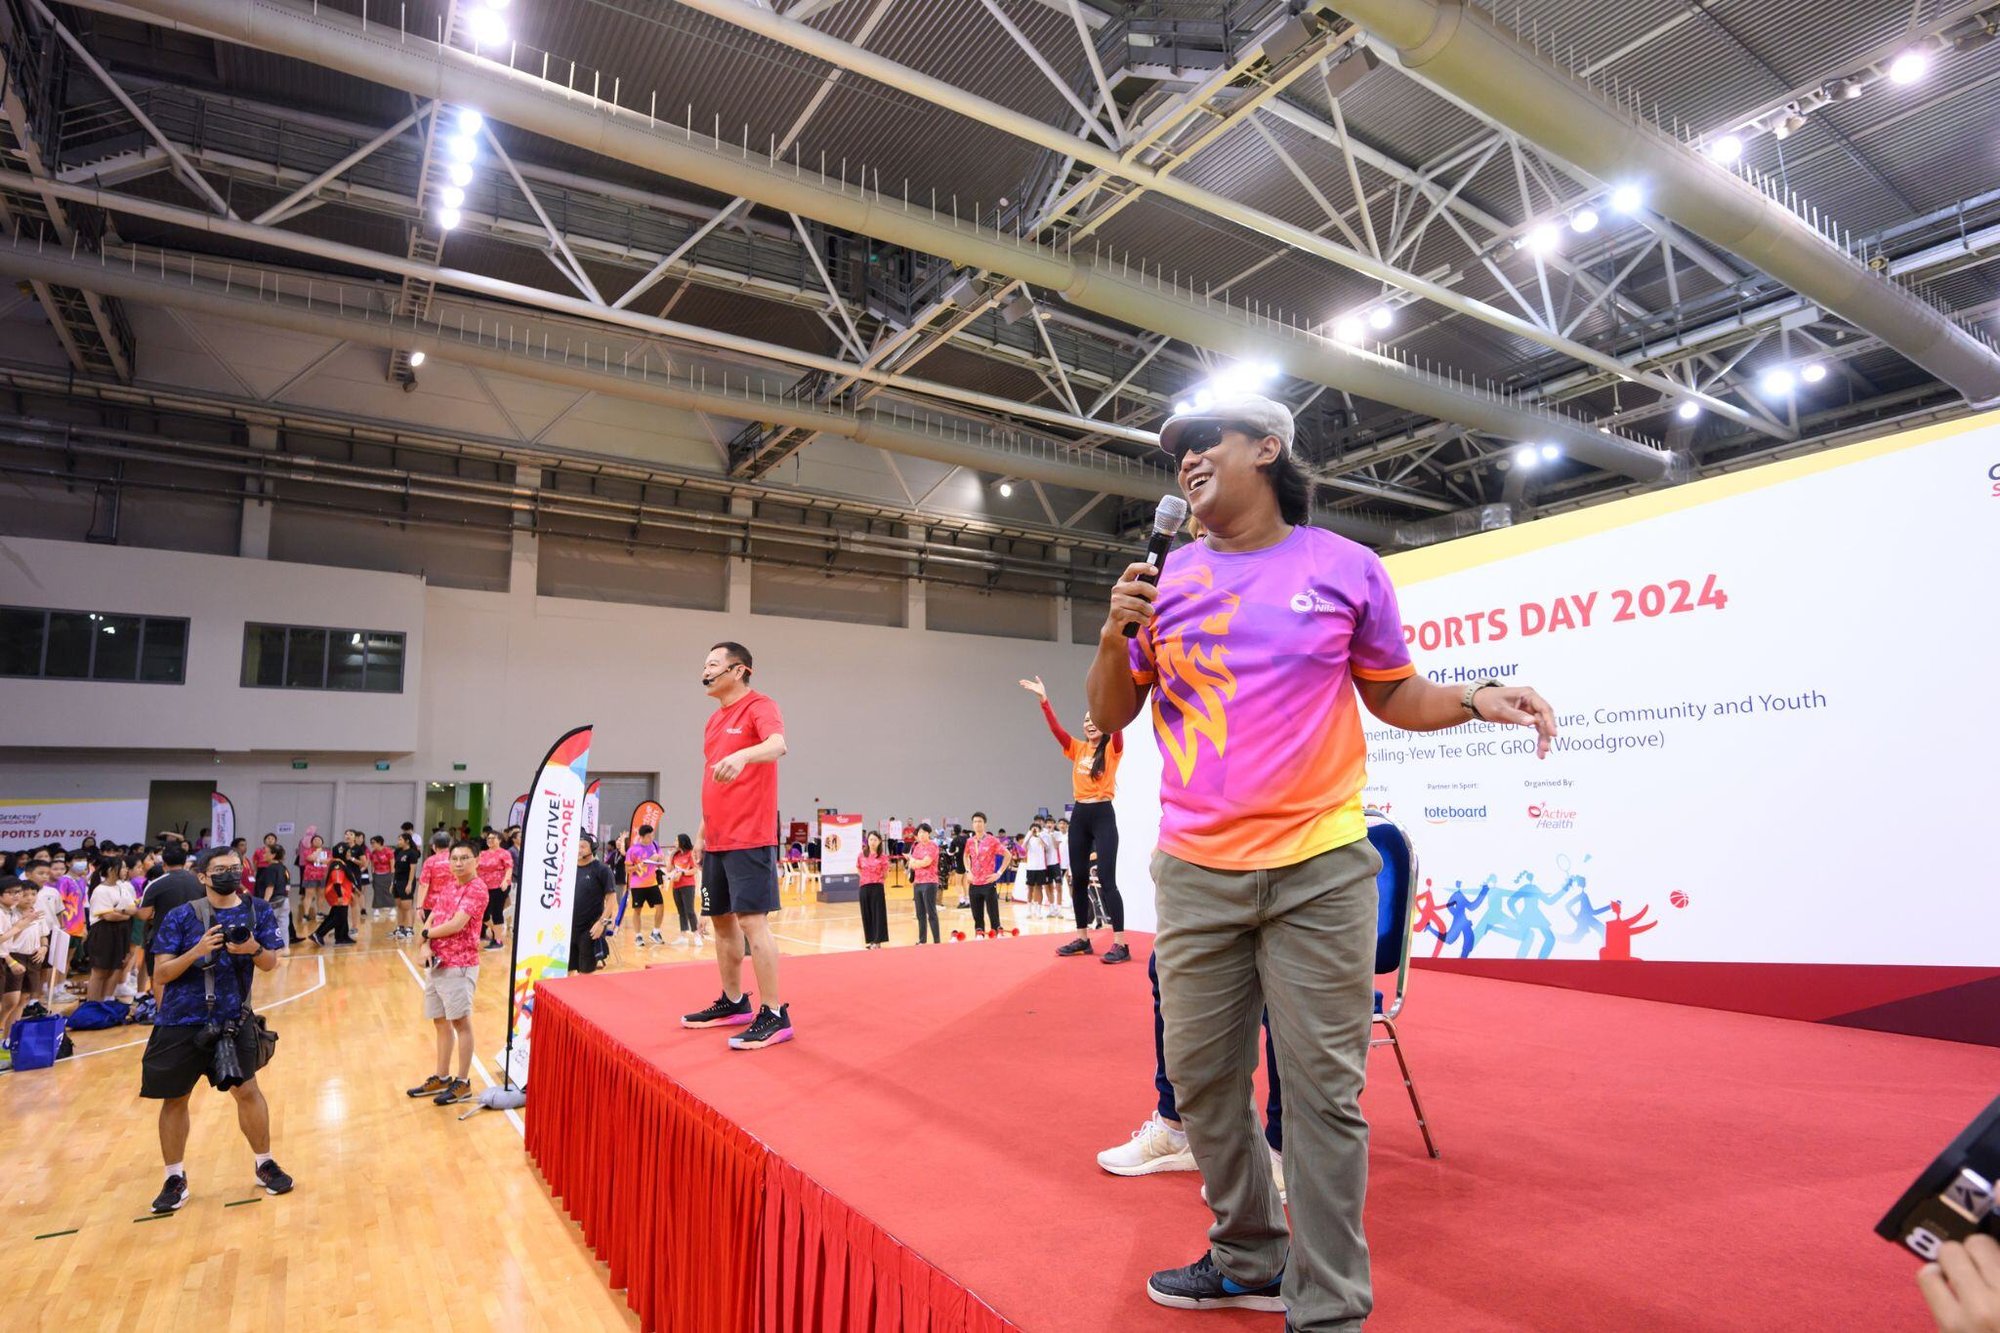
[{"left": 1115, "top": 412, "right": 2000, "bottom": 1040}]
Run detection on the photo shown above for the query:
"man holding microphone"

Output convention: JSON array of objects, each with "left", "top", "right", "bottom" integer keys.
[{"left": 1086, "top": 394, "right": 1557, "bottom": 1330}]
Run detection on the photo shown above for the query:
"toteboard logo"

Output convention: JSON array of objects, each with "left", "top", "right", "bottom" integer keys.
[
  {"left": 1423, "top": 803, "right": 1487, "bottom": 824},
  {"left": 1526, "top": 803, "right": 1579, "bottom": 830},
  {"left": 1290, "top": 591, "right": 1342, "bottom": 614}
]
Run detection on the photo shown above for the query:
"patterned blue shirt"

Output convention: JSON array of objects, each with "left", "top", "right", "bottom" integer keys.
[{"left": 152, "top": 897, "right": 285, "bottom": 1027}]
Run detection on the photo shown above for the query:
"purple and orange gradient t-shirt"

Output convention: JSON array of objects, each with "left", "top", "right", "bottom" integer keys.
[{"left": 1129, "top": 525, "right": 1414, "bottom": 872}]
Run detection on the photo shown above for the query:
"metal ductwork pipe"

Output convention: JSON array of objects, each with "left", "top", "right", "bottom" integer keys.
[
  {"left": 0, "top": 240, "right": 1184, "bottom": 505},
  {"left": 0, "top": 168, "right": 1160, "bottom": 450},
  {"left": 77, "top": 0, "right": 1676, "bottom": 484},
  {"left": 1337, "top": 0, "right": 2000, "bottom": 408}
]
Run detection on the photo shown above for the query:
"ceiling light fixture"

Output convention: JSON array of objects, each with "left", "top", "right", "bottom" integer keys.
[
  {"left": 1513, "top": 446, "right": 1539, "bottom": 468},
  {"left": 1708, "top": 134, "right": 1744, "bottom": 164},
  {"left": 1523, "top": 223, "right": 1560, "bottom": 254},
  {"left": 1760, "top": 368, "right": 1797, "bottom": 396},
  {"left": 1333, "top": 317, "right": 1363, "bottom": 343},
  {"left": 1368, "top": 306, "right": 1394, "bottom": 331},
  {"left": 1773, "top": 111, "right": 1808, "bottom": 140},
  {"left": 456, "top": 108, "right": 485, "bottom": 135},
  {"left": 447, "top": 134, "right": 478, "bottom": 163},
  {"left": 1539, "top": 443, "right": 1561, "bottom": 461},
  {"left": 1570, "top": 208, "right": 1599, "bottom": 234},
  {"left": 1609, "top": 184, "right": 1644, "bottom": 214},
  {"left": 998, "top": 482, "right": 1013, "bottom": 498},
  {"left": 465, "top": 9, "right": 508, "bottom": 47},
  {"left": 409, "top": 351, "right": 427, "bottom": 368},
  {"left": 436, "top": 206, "right": 462, "bottom": 231},
  {"left": 447, "top": 162, "right": 474, "bottom": 188},
  {"left": 1676, "top": 400, "right": 1701, "bottom": 421},
  {"left": 1800, "top": 362, "right": 1827, "bottom": 384},
  {"left": 1888, "top": 49, "right": 1931, "bottom": 85},
  {"left": 1173, "top": 400, "right": 1192, "bottom": 414},
  {"left": 439, "top": 185, "right": 465, "bottom": 210}
]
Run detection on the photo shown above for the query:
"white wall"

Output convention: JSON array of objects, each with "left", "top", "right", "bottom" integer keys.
[
  {"left": 0, "top": 537, "right": 423, "bottom": 752},
  {"left": 0, "top": 537, "right": 1098, "bottom": 842}
]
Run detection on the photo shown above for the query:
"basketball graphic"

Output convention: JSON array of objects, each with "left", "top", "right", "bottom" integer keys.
[{"left": 1669, "top": 890, "right": 1689, "bottom": 909}]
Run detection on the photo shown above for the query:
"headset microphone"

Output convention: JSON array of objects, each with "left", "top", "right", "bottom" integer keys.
[{"left": 1124, "top": 494, "right": 1190, "bottom": 639}]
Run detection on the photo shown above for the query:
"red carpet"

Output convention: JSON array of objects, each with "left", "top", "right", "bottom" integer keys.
[{"left": 526, "top": 936, "right": 2000, "bottom": 1331}]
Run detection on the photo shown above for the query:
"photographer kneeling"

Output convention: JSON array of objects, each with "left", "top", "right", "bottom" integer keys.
[{"left": 141, "top": 846, "right": 291, "bottom": 1213}]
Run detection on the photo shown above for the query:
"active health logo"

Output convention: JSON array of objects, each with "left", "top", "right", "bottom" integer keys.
[
  {"left": 1424, "top": 803, "right": 1487, "bottom": 825},
  {"left": 1527, "top": 803, "right": 1579, "bottom": 831}
]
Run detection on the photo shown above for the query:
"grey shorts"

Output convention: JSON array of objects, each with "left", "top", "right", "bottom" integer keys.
[{"left": 423, "top": 964, "right": 479, "bottom": 1020}]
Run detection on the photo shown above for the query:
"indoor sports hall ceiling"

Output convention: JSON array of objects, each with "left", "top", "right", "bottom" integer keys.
[{"left": 2, "top": 0, "right": 1995, "bottom": 560}]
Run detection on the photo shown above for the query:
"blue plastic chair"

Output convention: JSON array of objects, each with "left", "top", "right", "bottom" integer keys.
[{"left": 1368, "top": 815, "right": 1440, "bottom": 1158}]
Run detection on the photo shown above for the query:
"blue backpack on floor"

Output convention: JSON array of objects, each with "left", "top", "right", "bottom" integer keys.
[{"left": 67, "top": 999, "right": 131, "bottom": 1030}]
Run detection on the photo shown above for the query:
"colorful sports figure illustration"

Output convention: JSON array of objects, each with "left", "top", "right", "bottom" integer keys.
[
  {"left": 1500, "top": 869, "right": 1566, "bottom": 960},
  {"left": 1599, "top": 901, "right": 1657, "bottom": 961},
  {"left": 1433, "top": 878, "right": 1490, "bottom": 959},
  {"left": 1411, "top": 880, "right": 1449, "bottom": 947}
]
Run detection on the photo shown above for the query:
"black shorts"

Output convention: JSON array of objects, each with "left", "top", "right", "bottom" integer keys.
[
  {"left": 1026, "top": 869, "right": 1051, "bottom": 887},
  {"left": 392, "top": 883, "right": 414, "bottom": 901},
  {"left": 701, "top": 847, "right": 779, "bottom": 917},
  {"left": 85, "top": 919, "right": 128, "bottom": 972},
  {"left": 484, "top": 889, "right": 510, "bottom": 925},
  {"left": 630, "top": 886, "right": 664, "bottom": 909},
  {"left": 140, "top": 1023, "right": 262, "bottom": 1100}
]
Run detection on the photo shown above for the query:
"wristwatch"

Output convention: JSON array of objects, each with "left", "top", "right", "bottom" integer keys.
[{"left": 1461, "top": 678, "right": 1502, "bottom": 717}]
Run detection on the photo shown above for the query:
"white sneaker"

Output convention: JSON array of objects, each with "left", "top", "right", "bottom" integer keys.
[
  {"left": 650, "top": 930, "right": 665, "bottom": 944},
  {"left": 634, "top": 934, "right": 651, "bottom": 949},
  {"left": 113, "top": 984, "right": 138, "bottom": 1002},
  {"left": 1097, "top": 1113, "right": 1197, "bottom": 1176}
]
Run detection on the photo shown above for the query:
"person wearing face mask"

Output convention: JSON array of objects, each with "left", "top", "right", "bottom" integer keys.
[
  {"left": 41, "top": 855, "right": 81, "bottom": 1003},
  {"left": 140, "top": 846, "right": 290, "bottom": 1213},
  {"left": 680, "top": 641, "right": 794, "bottom": 1050},
  {"left": 1089, "top": 394, "right": 1559, "bottom": 1327}
]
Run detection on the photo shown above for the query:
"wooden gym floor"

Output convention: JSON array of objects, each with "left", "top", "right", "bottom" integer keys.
[{"left": 5, "top": 880, "right": 1084, "bottom": 1329}]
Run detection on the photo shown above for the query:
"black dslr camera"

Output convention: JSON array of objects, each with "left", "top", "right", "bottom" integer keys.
[
  {"left": 1878, "top": 1094, "right": 1999, "bottom": 1260},
  {"left": 225, "top": 921, "right": 254, "bottom": 946}
]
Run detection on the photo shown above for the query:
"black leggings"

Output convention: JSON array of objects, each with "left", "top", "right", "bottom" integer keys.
[
  {"left": 913, "top": 885, "right": 941, "bottom": 942},
  {"left": 1068, "top": 801, "right": 1123, "bottom": 932},
  {"left": 671, "top": 885, "right": 699, "bottom": 933}
]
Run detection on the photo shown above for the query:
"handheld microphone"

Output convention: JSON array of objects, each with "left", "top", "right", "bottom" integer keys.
[{"left": 1124, "top": 494, "right": 1189, "bottom": 639}]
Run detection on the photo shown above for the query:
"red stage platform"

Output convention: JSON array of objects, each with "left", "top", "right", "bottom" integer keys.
[{"left": 525, "top": 936, "right": 2000, "bottom": 1332}]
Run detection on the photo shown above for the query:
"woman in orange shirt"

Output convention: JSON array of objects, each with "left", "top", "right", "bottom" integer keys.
[{"left": 1020, "top": 677, "right": 1130, "bottom": 964}]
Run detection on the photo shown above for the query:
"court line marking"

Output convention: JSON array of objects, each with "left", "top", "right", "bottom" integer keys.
[
  {"left": 394, "top": 950, "right": 526, "bottom": 1136},
  {"left": 69, "top": 956, "right": 327, "bottom": 1061}
]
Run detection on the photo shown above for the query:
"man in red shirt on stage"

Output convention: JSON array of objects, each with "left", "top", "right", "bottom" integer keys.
[{"left": 681, "top": 641, "right": 794, "bottom": 1050}]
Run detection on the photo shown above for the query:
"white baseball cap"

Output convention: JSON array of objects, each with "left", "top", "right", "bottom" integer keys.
[{"left": 1157, "top": 393, "right": 1296, "bottom": 457}]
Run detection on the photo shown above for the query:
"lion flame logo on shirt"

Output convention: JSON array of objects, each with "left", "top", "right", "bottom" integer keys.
[
  {"left": 1526, "top": 803, "right": 1579, "bottom": 830},
  {"left": 1148, "top": 566, "right": 1241, "bottom": 784}
]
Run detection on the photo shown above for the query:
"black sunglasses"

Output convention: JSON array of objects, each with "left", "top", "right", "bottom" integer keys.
[{"left": 1165, "top": 420, "right": 1260, "bottom": 462}]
